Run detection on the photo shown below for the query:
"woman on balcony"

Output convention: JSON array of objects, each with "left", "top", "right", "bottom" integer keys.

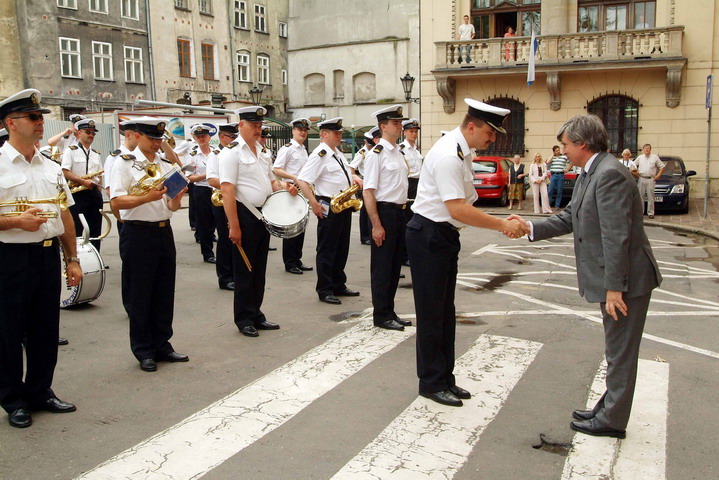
[{"left": 504, "top": 26, "right": 516, "bottom": 61}]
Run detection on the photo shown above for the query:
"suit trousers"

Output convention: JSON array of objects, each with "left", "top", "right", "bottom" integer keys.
[
  {"left": 593, "top": 291, "right": 652, "bottom": 430},
  {"left": 121, "top": 223, "right": 177, "bottom": 361},
  {"left": 638, "top": 177, "right": 656, "bottom": 216},
  {"left": 406, "top": 214, "right": 460, "bottom": 393},
  {"left": 70, "top": 188, "right": 103, "bottom": 251},
  {"left": 282, "top": 232, "right": 305, "bottom": 270},
  {"left": 370, "top": 204, "right": 406, "bottom": 323},
  {"left": 231, "top": 202, "right": 270, "bottom": 329},
  {"left": 0, "top": 241, "right": 61, "bottom": 412},
  {"left": 212, "top": 204, "right": 234, "bottom": 287},
  {"left": 315, "top": 207, "right": 352, "bottom": 297},
  {"left": 194, "top": 186, "right": 215, "bottom": 260}
]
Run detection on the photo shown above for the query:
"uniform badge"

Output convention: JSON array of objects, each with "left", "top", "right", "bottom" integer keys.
[
  {"left": 227, "top": 141, "right": 238, "bottom": 149},
  {"left": 318, "top": 149, "right": 326, "bottom": 157},
  {"left": 373, "top": 145, "right": 384, "bottom": 154},
  {"left": 30, "top": 93, "right": 39, "bottom": 105}
]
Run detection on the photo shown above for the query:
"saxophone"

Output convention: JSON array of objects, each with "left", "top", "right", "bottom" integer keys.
[
  {"left": 68, "top": 169, "right": 104, "bottom": 194},
  {"left": 211, "top": 189, "right": 223, "bottom": 207},
  {"left": 330, "top": 184, "right": 363, "bottom": 214},
  {"left": 129, "top": 163, "right": 163, "bottom": 196}
]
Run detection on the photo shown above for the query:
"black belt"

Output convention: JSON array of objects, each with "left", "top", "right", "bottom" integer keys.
[
  {"left": 316, "top": 196, "right": 331, "bottom": 202},
  {"left": 413, "top": 213, "right": 462, "bottom": 231},
  {"left": 377, "top": 201, "right": 407, "bottom": 210},
  {"left": 550, "top": 171, "right": 565, "bottom": 174},
  {"left": 0, "top": 237, "right": 59, "bottom": 247},
  {"left": 124, "top": 220, "right": 171, "bottom": 228}
]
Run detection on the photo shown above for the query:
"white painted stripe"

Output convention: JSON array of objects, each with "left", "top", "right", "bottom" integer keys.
[
  {"left": 75, "top": 322, "right": 414, "bottom": 480},
  {"left": 561, "top": 359, "right": 669, "bottom": 480},
  {"left": 331, "top": 335, "right": 542, "bottom": 479}
]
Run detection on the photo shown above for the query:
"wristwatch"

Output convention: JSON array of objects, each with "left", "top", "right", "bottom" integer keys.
[{"left": 66, "top": 256, "right": 81, "bottom": 264}]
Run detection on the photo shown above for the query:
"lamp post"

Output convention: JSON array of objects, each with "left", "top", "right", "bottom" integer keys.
[
  {"left": 400, "top": 73, "right": 420, "bottom": 104},
  {"left": 249, "top": 85, "right": 263, "bottom": 105}
]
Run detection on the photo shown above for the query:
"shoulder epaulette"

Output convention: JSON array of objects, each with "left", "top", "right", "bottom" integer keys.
[
  {"left": 318, "top": 149, "right": 327, "bottom": 157},
  {"left": 262, "top": 147, "right": 267, "bottom": 153},
  {"left": 213, "top": 149, "right": 220, "bottom": 155},
  {"left": 92, "top": 148, "right": 100, "bottom": 155},
  {"left": 227, "top": 141, "right": 238, "bottom": 149},
  {"left": 456, "top": 144, "right": 464, "bottom": 161},
  {"left": 110, "top": 149, "right": 121, "bottom": 157},
  {"left": 120, "top": 154, "right": 136, "bottom": 161},
  {"left": 69, "top": 145, "right": 78, "bottom": 150},
  {"left": 284, "top": 142, "right": 291, "bottom": 148},
  {"left": 359, "top": 149, "right": 366, "bottom": 158},
  {"left": 372, "top": 145, "right": 384, "bottom": 154},
  {"left": 189, "top": 150, "right": 198, "bottom": 156},
  {"left": 399, "top": 143, "right": 405, "bottom": 150}
]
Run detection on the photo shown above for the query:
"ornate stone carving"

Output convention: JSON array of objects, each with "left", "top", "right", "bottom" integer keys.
[
  {"left": 546, "top": 71, "right": 561, "bottom": 111},
  {"left": 436, "top": 78, "right": 456, "bottom": 114},
  {"left": 666, "top": 65, "right": 682, "bottom": 108}
]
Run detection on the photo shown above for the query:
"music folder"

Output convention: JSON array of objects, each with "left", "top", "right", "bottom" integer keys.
[{"left": 162, "top": 166, "right": 189, "bottom": 199}]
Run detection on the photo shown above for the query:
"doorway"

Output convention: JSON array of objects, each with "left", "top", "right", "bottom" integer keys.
[{"left": 495, "top": 12, "right": 517, "bottom": 38}]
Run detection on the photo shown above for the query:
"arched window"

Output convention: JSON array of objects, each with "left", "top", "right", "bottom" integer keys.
[
  {"left": 353, "top": 72, "right": 376, "bottom": 103},
  {"left": 588, "top": 94, "right": 639, "bottom": 156},
  {"left": 304, "top": 73, "right": 325, "bottom": 105},
  {"left": 481, "top": 97, "right": 525, "bottom": 157}
]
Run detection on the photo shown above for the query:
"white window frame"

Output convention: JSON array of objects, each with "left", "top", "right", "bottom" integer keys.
[
  {"left": 281, "top": 69, "right": 287, "bottom": 85},
  {"left": 257, "top": 54, "right": 270, "bottom": 85},
  {"left": 57, "top": 0, "right": 78, "bottom": 9},
  {"left": 237, "top": 52, "right": 250, "bottom": 82},
  {"left": 124, "top": 46, "right": 144, "bottom": 83},
  {"left": 92, "top": 41, "right": 113, "bottom": 81},
  {"left": 121, "top": 0, "right": 139, "bottom": 20},
  {"left": 234, "top": 0, "right": 248, "bottom": 29},
  {"left": 278, "top": 22, "right": 288, "bottom": 38},
  {"left": 254, "top": 4, "right": 267, "bottom": 33},
  {"left": 198, "top": 0, "right": 212, "bottom": 15},
  {"left": 174, "top": 0, "right": 189, "bottom": 9},
  {"left": 59, "top": 37, "right": 82, "bottom": 78},
  {"left": 89, "top": 0, "right": 108, "bottom": 14}
]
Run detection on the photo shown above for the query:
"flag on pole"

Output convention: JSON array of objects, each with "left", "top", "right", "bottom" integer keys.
[{"left": 527, "top": 28, "right": 538, "bottom": 86}]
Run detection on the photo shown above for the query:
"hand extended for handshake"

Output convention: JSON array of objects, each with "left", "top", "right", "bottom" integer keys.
[{"left": 501, "top": 214, "right": 531, "bottom": 239}]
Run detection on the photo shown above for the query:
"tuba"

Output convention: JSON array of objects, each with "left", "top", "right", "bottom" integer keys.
[
  {"left": 330, "top": 184, "right": 363, "bottom": 214},
  {"left": 211, "top": 189, "right": 223, "bottom": 207},
  {"left": 0, "top": 190, "right": 70, "bottom": 218},
  {"left": 129, "top": 163, "right": 163, "bottom": 196},
  {"left": 68, "top": 169, "right": 104, "bottom": 194}
]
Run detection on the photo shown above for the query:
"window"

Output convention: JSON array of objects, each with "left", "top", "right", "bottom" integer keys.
[
  {"left": 579, "top": 1, "right": 655, "bottom": 31},
  {"left": 634, "top": 1, "right": 656, "bottom": 28},
  {"left": 89, "top": 0, "right": 108, "bottom": 14},
  {"left": 588, "top": 95, "right": 639, "bottom": 157},
  {"left": 177, "top": 38, "right": 193, "bottom": 77},
  {"left": 279, "top": 22, "right": 288, "bottom": 38},
  {"left": 257, "top": 55, "right": 270, "bottom": 85},
  {"left": 59, "top": 37, "right": 81, "bottom": 78},
  {"left": 304, "top": 73, "right": 325, "bottom": 105},
  {"left": 174, "top": 0, "right": 189, "bottom": 10},
  {"left": 199, "top": 0, "right": 212, "bottom": 15},
  {"left": 471, "top": 0, "right": 540, "bottom": 37},
  {"left": 201, "top": 43, "right": 216, "bottom": 80},
  {"left": 255, "top": 4, "right": 267, "bottom": 33},
  {"left": 234, "top": 0, "right": 248, "bottom": 29},
  {"left": 282, "top": 69, "right": 287, "bottom": 85},
  {"left": 121, "top": 0, "right": 139, "bottom": 19},
  {"left": 92, "top": 42, "right": 113, "bottom": 80},
  {"left": 482, "top": 98, "right": 525, "bottom": 156},
  {"left": 353, "top": 72, "right": 376, "bottom": 103},
  {"left": 124, "top": 46, "right": 144, "bottom": 83},
  {"left": 237, "top": 51, "right": 250, "bottom": 81},
  {"left": 57, "top": 0, "right": 77, "bottom": 9}
]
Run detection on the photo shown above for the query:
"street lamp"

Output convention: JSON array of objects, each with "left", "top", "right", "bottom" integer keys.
[
  {"left": 400, "top": 73, "right": 420, "bottom": 104},
  {"left": 249, "top": 85, "right": 263, "bottom": 105}
]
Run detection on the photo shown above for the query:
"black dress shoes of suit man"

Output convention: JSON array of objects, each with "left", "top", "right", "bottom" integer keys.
[
  {"left": 240, "top": 325, "right": 259, "bottom": 337},
  {"left": 256, "top": 321, "right": 280, "bottom": 330},
  {"left": 219, "top": 282, "right": 235, "bottom": 291},
  {"left": 420, "top": 389, "right": 463, "bottom": 407},
  {"left": 58, "top": 337, "right": 69, "bottom": 345},
  {"left": 335, "top": 288, "right": 360, "bottom": 297},
  {"left": 286, "top": 266, "right": 303, "bottom": 275},
  {"left": 374, "top": 319, "right": 405, "bottom": 331},
  {"left": 572, "top": 409, "right": 595, "bottom": 421},
  {"left": 140, "top": 358, "right": 157, "bottom": 372},
  {"left": 298, "top": 264, "right": 313, "bottom": 271},
  {"left": 449, "top": 385, "right": 471, "bottom": 400},
  {"left": 394, "top": 317, "right": 412, "bottom": 327},
  {"left": 9, "top": 408, "right": 32, "bottom": 428},
  {"left": 570, "top": 418, "right": 626, "bottom": 439},
  {"left": 157, "top": 351, "right": 189, "bottom": 363},
  {"left": 320, "top": 294, "right": 342, "bottom": 305},
  {"left": 204, "top": 256, "right": 217, "bottom": 264}
]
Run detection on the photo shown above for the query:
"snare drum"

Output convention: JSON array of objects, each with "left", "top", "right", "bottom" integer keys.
[
  {"left": 60, "top": 240, "right": 106, "bottom": 308},
  {"left": 261, "top": 190, "right": 309, "bottom": 239}
]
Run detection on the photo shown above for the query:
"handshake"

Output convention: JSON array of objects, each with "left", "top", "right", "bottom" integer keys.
[{"left": 502, "top": 214, "right": 530, "bottom": 239}]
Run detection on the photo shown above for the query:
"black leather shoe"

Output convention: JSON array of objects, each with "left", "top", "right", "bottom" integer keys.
[
  {"left": 157, "top": 351, "right": 189, "bottom": 362},
  {"left": 58, "top": 337, "right": 69, "bottom": 346},
  {"left": 268, "top": 245, "right": 277, "bottom": 251},
  {"left": 320, "top": 294, "right": 342, "bottom": 305},
  {"left": 374, "top": 319, "right": 405, "bottom": 331},
  {"left": 256, "top": 321, "right": 280, "bottom": 330},
  {"left": 286, "top": 266, "right": 303, "bottom": 275},
  {"left": 140, "top": 358, "right": 157, "bottom": 372},
  {"left": 204, "top": 256, "right": 217, "bottom": 264},
  {"left": 36, "top": 397, "right": 77, "bottom": 413},
  {"left": 240, "top": 325, "right": 259, "bottom": 337},
  {"left": 361, "top": 239, "right": 371, "bottom": 245},
  {"left": 394, "top": 317, "right": 412, "bottom": 327},
  {"left": 570, "top": 419, "right": 626, "bottom": 439},
  {"left": 335, "top": 288, "right": 360, "bottom": 297},
  {"left": 9, "top": 408, "right": 32, "bottom": 428},
  {"left": 298, "top": 264, "right": 313, "bottom": 271},
  {"left": 219, "top": 282, "right": 235, "bottom": 291},
  {"left": 420, "top": 390, "right": 463, "bottom": 407},
  {"left": 572, "top": 409, "right": 595, "bottom": 421},
  {"left": 449, "top": 385, "right": 471, "bottom": 400}
]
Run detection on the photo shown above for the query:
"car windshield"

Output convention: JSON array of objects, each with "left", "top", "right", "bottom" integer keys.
[
  {"left": 472, "top": 161, "right": 498, "bottom": 174},
  {"left": 661, "top": 159, "right": 682, "bottom": 176}
]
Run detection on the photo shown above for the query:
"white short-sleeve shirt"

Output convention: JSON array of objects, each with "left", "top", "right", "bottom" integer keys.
[
  {"left": 400, "top": 140, "right": 423, "bottom": 179},
  {"left": 61, "top": 144, "right": 102, "bottom": 184},
  {"left": 110, "top": 148, "right": 175, "bottom": 221},
  {"left": 297, "top": 142, "right": 353, "bottom": 198},
  {"left": 363, "top": 139, "right": 408, "bottom": 205},
  {"left": 218, "top": 137, "right": 274, "bottom": 207},
  {"left": 274, "top": 139, "right": 308, "bottom": 179}
]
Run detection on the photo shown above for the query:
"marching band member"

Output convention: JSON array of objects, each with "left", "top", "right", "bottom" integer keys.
[
  {"left": 110, "top": 117, "right": 189, "bottom": 372},
  {"left": 47, "top": 113, "right": 85, "bottom": 153},
  {"left": 399, "top": 118, "right": 423, "bottom": 266},
  {"left": 186, "top": 124, "right": 218, "bottom": 264},
  {"left": 0, "top": 89, "right": 81, "bottom": 428},
  {"left": 297, "top": 117, "right": 362, "bottom": 305},
  {"left": 350, "top": 126, "right": 380, "bottom": 246}
]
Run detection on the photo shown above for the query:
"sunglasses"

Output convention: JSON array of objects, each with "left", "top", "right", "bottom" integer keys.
[{"left": 13, "top": 113, "right": 44, "bottom": 122}]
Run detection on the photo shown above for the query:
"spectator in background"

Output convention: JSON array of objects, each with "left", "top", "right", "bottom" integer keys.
[
  {"left": 634, "top": 144, "right": 665, "bottom": 219},
  {"left": 507, "top": 154, "right": 526, "bottom": 210},
  {"left": 456, "top": 15, "right": 475, "bottom": 64},
  {"left": 504, "top": 26, "right": 516, "bottom": 61},
  {"left": 546, "top": 145, "right": 571, "bottom": 209},
  {"left": 619, "top": 149, "right": 639, "bottom": 179},
  {"left": 529, "top": 152, "right": 552, "bottom": 214}
]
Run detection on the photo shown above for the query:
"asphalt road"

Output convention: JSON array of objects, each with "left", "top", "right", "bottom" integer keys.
[{"left": 1, "top": 208, "right": 718, "bottom": 480}]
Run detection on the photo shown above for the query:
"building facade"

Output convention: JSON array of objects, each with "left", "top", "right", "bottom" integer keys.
[{"left": 422, "top": 0, "right": 718, "bottom": 196}]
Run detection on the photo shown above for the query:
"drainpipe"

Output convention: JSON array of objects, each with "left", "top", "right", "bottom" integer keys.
[{"left": 145, "top": 0, "right": 157, "bottom": 100}]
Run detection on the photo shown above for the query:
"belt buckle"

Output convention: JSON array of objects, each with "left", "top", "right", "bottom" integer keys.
[
  {"left": 402, "top": 204, "right": 406, "bottom": 210},
  {"left": 158, "top": 221, "right": 167, "bottom": 227},
  {"left": 43, "top": 239, "right": 53, "bottom": 247}
]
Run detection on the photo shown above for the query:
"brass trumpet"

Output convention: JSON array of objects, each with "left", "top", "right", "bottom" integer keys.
[
  {"left": 330, "top": 184, "right": 363, "bottom": 214},
  {"left": 0, "top": 190, "right": 70, "bottom": 218},
  {"left": 211, "top": 189, "right": 223, "bottom": 207},
  {"left": 68, "top": 169, "right": 104, "bottom": 194},
  {"left": 129, "top": 163, "right": 163, "bottom": 196}
]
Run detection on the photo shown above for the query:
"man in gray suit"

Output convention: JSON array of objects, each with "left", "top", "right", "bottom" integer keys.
[{"left": 510, "top": 115, "right": 662, "bottom": 438}]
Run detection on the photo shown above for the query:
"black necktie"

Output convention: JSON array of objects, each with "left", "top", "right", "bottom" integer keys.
[{"left": 332, "top": 154, "right": 352, "bottom": 187}]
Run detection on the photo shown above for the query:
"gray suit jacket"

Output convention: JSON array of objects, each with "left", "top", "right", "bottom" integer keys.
[{"left": 532, "top": 152, "right": 662, "bottom": 303}]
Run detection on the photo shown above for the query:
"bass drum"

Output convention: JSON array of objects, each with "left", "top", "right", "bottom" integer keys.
[
  {"left": 60, "top": 241, "right": 106, "bottom": 308},
  {"left": 261, "top": 190, "right": 309, "bottom": 239}
]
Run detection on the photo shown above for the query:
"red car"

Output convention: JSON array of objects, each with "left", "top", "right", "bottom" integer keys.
[{"left": 472, "top": 156, "right": 512, "bottom": 206}]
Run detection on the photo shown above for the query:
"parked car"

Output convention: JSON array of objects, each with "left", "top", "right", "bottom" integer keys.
[
  {"left": 654, "top": 156, "right": 696, "bottom": 213},
  {"left": 472, "top": 156, "right": 526, "bottom": 206}
]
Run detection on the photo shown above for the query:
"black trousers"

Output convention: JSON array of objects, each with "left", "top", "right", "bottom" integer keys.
[
  {"left": 282, "top": 232, "right": 305, "bottom": 270},
  {"left": 120, "top": 222, "right": 177, "bottom": 361},
  {"left": 212, "top": 204, "right": 234, "bottom": 287},
  {"left": 406, "top": 214, "right": 461, "bottom": 394},
  {"left": 194, "top": 186, "right": 215, "bottom": 260},
  {"left": 0, "top": 241, "right": 61, "bottom": 413},
  {"left": 231, "top": 202, "right": 270, "bottom": 329},
  {"left": 117, "top": 220, "right": 131, "bottom": 315},
  {"left": 370, "top": 204, "right": 406, "bottom": 323},
  {"left": 187, "top": 183, "right": 197, "bottom": 229},
  {"left": 358, "top": 190, "right": 371, "bottom": 243},
  {"left": 315, "top": 206, "right": 352, "bottom": 297},
  {"left": 70, "top": 188, "right": 103, "bottom": 251}
]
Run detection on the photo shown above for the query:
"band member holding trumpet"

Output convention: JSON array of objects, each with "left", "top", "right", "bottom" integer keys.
[
  {"left": 110, "top": 117, "right": 189, "bottom": 372},
  {"left": 61, "top": 118, "right": 103, "bottom": 251},
  {"left": 219, "top": 106, "right": 298, "bottom": 338},
  {"left": 0, "top": 88, "right": 82, "bottom": 428},
  {"left": 273, "top": 118, "right": 313, "bottom": 275},
  {"left": 186, "top": 123, "right": 218, "bottom": 264},
  {"left": 297, "top": 117, "right": 363, "bottom": 305}
]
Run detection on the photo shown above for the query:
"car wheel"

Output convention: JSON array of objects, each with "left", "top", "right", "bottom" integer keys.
[{"left": 498, "top": 187, "right": 508, "bottom": 207}]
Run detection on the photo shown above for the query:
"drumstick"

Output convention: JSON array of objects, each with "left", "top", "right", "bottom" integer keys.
[{"left": 236, "top": 244, "right": 252, "bottom": 271}]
